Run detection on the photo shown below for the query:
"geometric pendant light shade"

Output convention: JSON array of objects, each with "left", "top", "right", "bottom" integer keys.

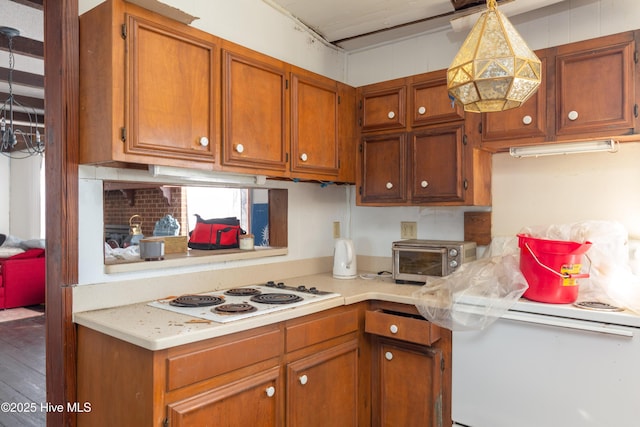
[{"left": 447, "top": 0, "right": 542, "bottom": 113}]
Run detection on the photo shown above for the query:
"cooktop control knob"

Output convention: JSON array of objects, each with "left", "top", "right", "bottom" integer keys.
[
  {"left": 448, "top": 248, "right": 459, "bottom": 257},
  {"left": 297, "top": 285, "right": 307, "bottom": 292}
]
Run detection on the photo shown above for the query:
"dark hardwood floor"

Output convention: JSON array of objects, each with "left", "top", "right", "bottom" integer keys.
[{"left": 0, "top": 308, "right": 46, "bottom": 427}]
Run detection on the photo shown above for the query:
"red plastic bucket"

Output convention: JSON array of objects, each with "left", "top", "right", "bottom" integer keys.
[{"left": 517, "top": 234, "right": 592, "bottom": 304}]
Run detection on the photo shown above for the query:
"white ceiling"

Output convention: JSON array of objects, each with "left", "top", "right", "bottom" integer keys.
[{"left": 263, "top": 0, "right": 566, "bottom": 50}]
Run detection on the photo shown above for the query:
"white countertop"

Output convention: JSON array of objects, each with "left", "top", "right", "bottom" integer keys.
[{"left": 73, "top": 273, "right": 640, "bottom": 351}]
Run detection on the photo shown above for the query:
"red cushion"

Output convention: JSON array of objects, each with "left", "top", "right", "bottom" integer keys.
[{"left": 8, "top": 248, "right": 45, "bottom": 259}]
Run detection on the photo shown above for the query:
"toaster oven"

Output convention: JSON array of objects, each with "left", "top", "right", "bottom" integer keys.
[{"left": 392, "top": 239, "right": 477, "bottom": 284}]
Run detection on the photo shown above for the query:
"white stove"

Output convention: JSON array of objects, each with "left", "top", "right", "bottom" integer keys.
[{"left": 148, "top": 281, "right": 341, "bottom": 323}]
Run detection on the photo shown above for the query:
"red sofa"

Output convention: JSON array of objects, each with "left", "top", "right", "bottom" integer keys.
[{"left": 0, "top": 248, "right": 46, "bottom": 309}]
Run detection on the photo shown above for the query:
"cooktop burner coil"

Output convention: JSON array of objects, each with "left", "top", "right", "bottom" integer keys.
[
  {"left": 224, "top": 288, "right": 262, "bottom": 297},
  {"left": 170, "top": 295, "right": 225, "bottom": 308},
  {"left": 574, "top": 301, "right": 623, "bottom": 312},
  {"left": 213, "top": 303, "right": 257, "bottom": 314},
  {"left": 250, "top": 293, "right": 304, "bottom": 305}
]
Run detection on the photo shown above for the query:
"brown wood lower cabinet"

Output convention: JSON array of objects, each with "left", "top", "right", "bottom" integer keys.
[
  {"left": 76, "top": 301, "right": 450, "bottom": 426},
  {"left": 167, "top": 366, "right": 281, "bottom": 426},
  {"left": 286, "top": 340, "right": 359, "bottom": 427},
  {"left": 365, "top": 301, "right": 452, "bottom": 427}
]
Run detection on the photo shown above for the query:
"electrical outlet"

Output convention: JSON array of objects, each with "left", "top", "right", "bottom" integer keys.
[
  {"left": 333, "top": 221, "right": 341, "bottom": 239},
  {"left": 400, "top": 221, "right": 417, "bottom": 239}
]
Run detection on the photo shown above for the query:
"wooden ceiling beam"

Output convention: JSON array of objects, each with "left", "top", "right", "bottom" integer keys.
[
  {"left": 0, "top": 35, "right": 44, "bottom": 59},
  {"left": 0, "top": 91, "right": 45, "bottom": 110},
  {"left": 0, "top": 66, "right": 44, "bottom": 88},
  {"left": 9, "top": 0, "right": 44, "bottom": 10}
]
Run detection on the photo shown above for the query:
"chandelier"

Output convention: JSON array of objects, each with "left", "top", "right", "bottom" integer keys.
[
  {"left": 446, "top": 0, "right": 542, "bottom": 113},
  {"left": 0, "top": 26, "right": 44, "bottom": 158}
]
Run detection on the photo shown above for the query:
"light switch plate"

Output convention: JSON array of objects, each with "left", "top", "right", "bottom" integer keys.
[
  {"left": 333, "top": 221, "right": 341, "bottom": 239},
  {"left": 400, "top": 221, "right": 417, "bottom": 239}
]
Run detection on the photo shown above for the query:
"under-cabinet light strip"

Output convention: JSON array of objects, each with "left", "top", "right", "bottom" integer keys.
[{"left": 509, "top": 139, "right": 619, "bottom": 158}]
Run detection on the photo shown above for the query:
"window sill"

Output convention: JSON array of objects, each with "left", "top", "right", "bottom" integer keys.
[{"left": 103, "top": 246, "right": 288, "bottom": 274}]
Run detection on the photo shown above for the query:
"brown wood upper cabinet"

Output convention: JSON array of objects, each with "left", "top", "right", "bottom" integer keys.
[
  {"left": 554, "top": 31, "right": 637, "bottom": 140},
  {"left": 289, "top": 70, "right": 340, "bottom": 177},
  {"left": 357, "top": 69, "right": 491, "bottom": 207},
  {"left": 410, "top": 74, "right": 465, "bottom": 127},
  {"left": 221, "top": 41, "right": 352, "bottom": 182},
  {"left": 221, "top": 44, "right": 288, "bottom": 175},
  {"left": 79, "top": 0, "right": 220, "bottom": 169},
  {"left": 478, "top": 31, "right": 639, "bottom": 151},
  {"left": 360, "top": 80, "right": 407, "bottom": 132}
]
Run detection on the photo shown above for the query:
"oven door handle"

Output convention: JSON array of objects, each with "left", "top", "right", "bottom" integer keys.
[{"left": 502, "top": 312, "right": 634, "bottom": 337}]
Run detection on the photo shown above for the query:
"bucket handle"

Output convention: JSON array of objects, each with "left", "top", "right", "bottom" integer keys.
[{"left": 524, "top": 242, "right": 590, "bottom": 279}]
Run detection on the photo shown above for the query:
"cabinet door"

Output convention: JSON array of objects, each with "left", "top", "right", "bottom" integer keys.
[
  {"left": 290, "top": 72, "right": 339, "bottom": 177},
  {"left": 359, "top": 133, "right": 406, "bottom": 204},
  {"left": 126, "top": 14, "right": 216, "bottom": 162},
  {"left": 361, "top": 85, "right": 406, "bottom": 132},
  {"left": 287, "top": 340, "right": 358, "bottom": 427},
  {"left": 481, "top": 51, "right": 549, "bottom": 147},
  {"left": 167, "top": 366, "right": 281, "bottom": 427},
  {"left": 222, "top": 49, "right": 288, "bottom": 173},
  {"left": 373, "top": 339, "right": 443, "bottom": 427},
  {"left": 410, "top": 124, "right": 465, "bottom": 203},
  {"left": 555, "top": 33, "right": 636, "bottom": 138},
  {"left": 410, "top": 73, "right": 464, "bottom": 127}
]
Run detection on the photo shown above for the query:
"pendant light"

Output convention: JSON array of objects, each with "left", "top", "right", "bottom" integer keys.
[
  {"left": 0, "top": 26, "right": 44, "bottom": 158},
  {"left": 446, "top": 0, "right": 542, "bottom": 113}
]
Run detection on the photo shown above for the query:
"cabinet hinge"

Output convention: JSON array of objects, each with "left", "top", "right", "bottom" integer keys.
[
  {"left": 463, "top": 179, "right": 468, "bottom": 190},
  {"left": 634, "top": 104, "right": 638, "bottom": 118},
  {"left": 121, "top": 23, "right": 127, "bottom": 39},
  {"left": 441, "top": 357, "right": 445, "bottom": 372},
  {"left": 635, "top": 50, "right": 638, "bottom": 64},
  {"left": 285, "top": 152, "right": 289, "bottom": 163},
  {"left": 478, "top": 121, "right": 482, "bottom": 134},
  {"left": 163, "top": 418, "right": 169, "bottom": 427},
  {"left": 359, "top": 143, "right": 363, "bottom": 152},
  {"left": 338, "top": 95, "right": 341, "bottom": 105},
  {"left": 359, "top": 186, "right": 362, "bottom": 195},
  {"left": 463, "top": 135, "right": 468, "bottom": 146},
  {"left": 358, "top": 100, "right": 362, "bottom": 110},
  {"left": 338, "top": 159, "right": 341, "bottom": 168},
  {"left": 285, "top": 79, "right": 289, "bottom": 90},
  {"left": 120, "top": 127, "right": 126, "bottom": 142}
]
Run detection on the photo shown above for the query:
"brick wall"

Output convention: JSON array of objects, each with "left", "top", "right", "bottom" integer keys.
[{"left": 103, "top": 187, "right": 187, "bottom": 238}]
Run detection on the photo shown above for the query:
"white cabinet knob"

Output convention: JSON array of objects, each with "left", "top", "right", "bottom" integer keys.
[
  {"left": 299, "top": 374, "right": 308, "bottom": 385},
  {"left": 385, "top": 351, "right": 393, "bottom": 361},
  {"left": 417, "top": 106, "right": 426, "bottom": 115},
  {"left": 265, "top": 386, "right": 275, "bottom": 397},
  {"left": 300, "top": 153, "right": 308, "bottom": 162},
  {"left": 568, "top": 110, "right": 579, "bottom": 121},
  {"left": 386, "top": 182, "right": 394, "bottom": 190},
  {"left": 235, "top": 143, "right": 244, "bottom": 153},
  {"left": 522, "top": 115, "right": 533, "bottom": 125},
  {"left": 389, "top": 324, "right": 399, "bottom": 334},
  {"left": 420, "top": 180, "right": 428, "bottom": 188},
  {"left": 199, "top": 136, "right": 209, "bottom": 147},
  {"left": 388, "top": 111, "right": 396, "bottom": 119}
]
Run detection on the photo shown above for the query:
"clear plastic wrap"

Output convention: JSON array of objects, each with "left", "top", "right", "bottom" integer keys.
[{"left": 413, "top": 254, "right": 528, "bottom": 331}]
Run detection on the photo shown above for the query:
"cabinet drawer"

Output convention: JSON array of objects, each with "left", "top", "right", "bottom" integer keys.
[
  {"left": 365, "top": 310, "right": 440, "bottom": 346},
  {"left": 286, "top": 308, "right": 359, "bottom": 352},
  {"left": 167, "top": 329, "right": 282, "bottom": 391}
]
